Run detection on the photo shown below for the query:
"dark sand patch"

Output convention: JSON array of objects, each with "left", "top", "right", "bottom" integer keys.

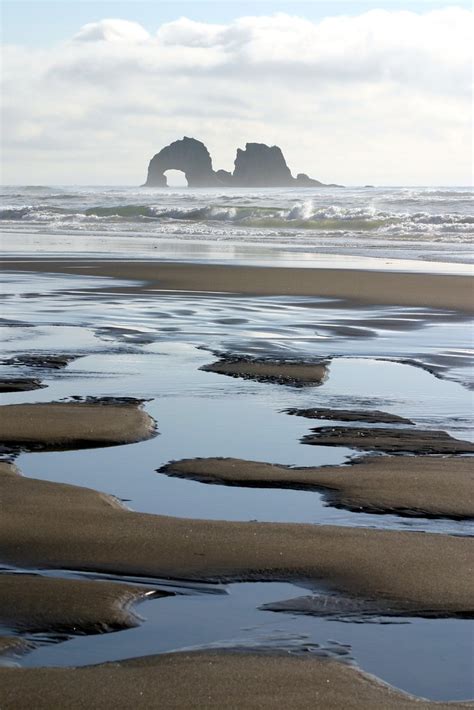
[
  {"left": 160, "top": 456, "right": 474, "bottom": 519},
  {"left": 201, "top": 357, "right": 328, "bottom": 386},
  {"left": 1, "top": 466, "right": 472, "bottom": 616},
  {"left": 66, "top": 395, "right": 152, "bottom": 407},
  {"left": 0, "top": 574, "right": 162, "bottom": 635},
  {"left": 285, "top": 407, "right": 414, "bottom": 425},
  {"left": 214, "top": 317, "right": 249, "bottom": 325},
  {"left": 0, "top": 378, "right": 45, "bottom": 393},
  {"left": 0, "top": 650, "right": 468, "bottom": 709},
  {"left": 1, "top": 258, "right": 473, "bottom": 312},
  {"left": 1, "top": 354, "right": 78, "bottom": 370},
  {"left": 0, "top": 318, "right": 31, "bottom": 327},
  {"left": 302, "top": 426, "right": 474, "bottom": 454},
  {"left": 0, "top": 401, "right": 156, "bottom": 452}
]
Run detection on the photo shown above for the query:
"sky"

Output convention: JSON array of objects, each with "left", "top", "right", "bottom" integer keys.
[{"left": 1, "top": 1, "right": 472, "bottom": 185}]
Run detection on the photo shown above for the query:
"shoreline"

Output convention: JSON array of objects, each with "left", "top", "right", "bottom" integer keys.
[
  {"left": 1, "top": 257, "right": 473, "bottom": 311},
  {"left": 1, "top": 225, "right": 473, "bottom": 274}
]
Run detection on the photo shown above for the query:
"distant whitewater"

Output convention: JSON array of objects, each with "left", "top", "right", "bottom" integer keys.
[{"left": 1, "top": 186, "right": 473, "bottom": 264}]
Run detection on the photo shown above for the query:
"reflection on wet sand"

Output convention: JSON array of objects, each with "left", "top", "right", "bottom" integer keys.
[{"left": 0, "top": 260, "right": 473, "bottom": 705}]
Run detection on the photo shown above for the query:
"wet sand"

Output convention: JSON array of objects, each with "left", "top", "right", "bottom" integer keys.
[
  {"left": 0, "top": 574, "right": 158, "bottom": 635},
  {"left": 1, "top": 258, "right": 473, "bottom": 311},
  {"left": 285, "top": 407, "right": 414, "bottom": 424},
  {"left": 1, "top": 257, "right": 473, "bottom": 702},
  {"left": 301, "top": 426, "right": 474, "bottom": 454},
  {"left": 202, "top": 357, "right": 328, "bottom": 385},
  {"left": 0, "top": 401, "right": 156, "bottom": 451},
  {"left": 0, "top": 378, "right": 45, "bottom": 393},
  {"left": 160, "top": 456, "right": 474, "bottom": 519},
  {"left": 1, "top": 465, "right": 472, "bottom": 615},
  {"left": 1, "top": 353, "right": 78, "bottom": 370},
  {"left": 0, "top": 460, "right": 20, "bottom": 476},
  {"left": 0, "top": 650, "right": 469, "bottom": 709}
]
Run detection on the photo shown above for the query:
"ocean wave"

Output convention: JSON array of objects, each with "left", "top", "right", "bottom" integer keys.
[
  {"left": 377, "top": 190, "right": 474, "bottom": 207},
  {"left": 84, "top": 205, "right": 158, "bottom": 218},
  {"left": 1, "top": 201, "right": 473, "bottom": 237},
  {"left": 145, "top": 204, "right": 467, "bottom": 229},
  {"left": 0, "top": 206, "right": 83, "bottom": 221},
  {"left": 387, "top": 189, "right": 473, "bottom": 198},
  {"left": 0, "top": 207, "right": 32, "bottom": 220},
  {"left": 21, "top": 185, "right": 53, "bottom": 191},
  {"left": 410, "top": 212, "right": 474, "bottom": 225}
]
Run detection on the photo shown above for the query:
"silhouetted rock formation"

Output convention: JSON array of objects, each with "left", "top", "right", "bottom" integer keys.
[
  {"left": 145, "top": 137, "right": 220, "bottom": 188},
  {"left": 214, "top": 169, "right": 234, "bottom": 186},
  {"left": 144, "top": 137, "right": 341, "bottom": 188},
  {"left": 233, "top": 143, "right": 293, "bottom": 187},
  {"left": 295, "top": 173, "right": 324, "bottom": 187}
]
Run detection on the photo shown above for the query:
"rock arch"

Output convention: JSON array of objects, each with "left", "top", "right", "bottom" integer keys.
[{"left": 144, "top": 137, "right": 220, "bottom": 187}]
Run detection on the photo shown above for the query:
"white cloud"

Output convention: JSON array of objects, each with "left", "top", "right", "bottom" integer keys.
[
  {"left": 156, "top": 17, "right": 228, "bottom": 48},
  {"left": 72, "top": 19, "right": 151, "bottom": 43},
  {"left": 1, "top": 8, "right": 472, "bottom": 184}
]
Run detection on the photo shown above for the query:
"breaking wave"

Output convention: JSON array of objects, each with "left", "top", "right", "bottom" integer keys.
[{"left": 1, "top": 201, "right": 473, "bottom": 234}]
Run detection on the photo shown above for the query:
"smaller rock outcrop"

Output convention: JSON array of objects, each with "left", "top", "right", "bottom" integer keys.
[
  {"left": 214, "top": 169, "right": 234, "bottom": 186},
  {"left": 295, "top": 173, "right": 323, "bottom": 187}
]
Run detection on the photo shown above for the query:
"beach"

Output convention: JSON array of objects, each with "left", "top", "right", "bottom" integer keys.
[
  {"left": 2, "top": 257, "right": 473, "bottom": 310},
  {"left": 0, "top": 185, "right": 473, "bottom": 706}
]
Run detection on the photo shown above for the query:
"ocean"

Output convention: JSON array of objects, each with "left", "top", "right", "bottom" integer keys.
[{"left": 1, "top": 185, "right": 473, "bottom": 264}]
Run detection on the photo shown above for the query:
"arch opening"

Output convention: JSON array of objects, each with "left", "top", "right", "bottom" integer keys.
[{"left": 164, "top": 169, "right": 188, "bottom": 187}]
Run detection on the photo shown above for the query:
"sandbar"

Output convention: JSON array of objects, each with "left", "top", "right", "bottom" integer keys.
[
  {"left": 160, "top": 456, "right": 474, "bottom": 519},
  {"left": 284, "top": 407, "right": 414, "bottom": 424},
  {"left": 2, "top": 353, "right": 78, "bottom": 369},
  {"left": 201, "top": 357, "right": 328, "bottom": 385},
  {"left": 0, "top": 574, "right": 159, "bottom": 635},
  {"left": 0, "top": 378, "right": 45, "bottom": 393},
  {"left": 0, "top": 401, "right": 156, "bottom": 451},
  {"left": 1, "top": 465, "right": 472, "bottom": 615},
  {"left": 302, "top": 426, "right": 474, "bottom": 454},
  {"left": 0, "top": 650, "right": 469, "bottom": 709},
  {"left": 1, "top": 258, "right": 473, "bottom": 312}
]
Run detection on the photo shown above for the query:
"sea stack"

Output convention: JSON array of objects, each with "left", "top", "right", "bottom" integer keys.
[
  {"left": 144, "top": 137, "right": 340, "bottom": 187},
  {"left": 233, "top": 143, "right": 294, "bottom": 187}
]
